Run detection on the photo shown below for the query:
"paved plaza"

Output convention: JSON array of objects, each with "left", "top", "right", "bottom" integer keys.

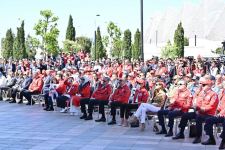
[{"left": 0, "top": 101, "right": 221, "bottom": 150}]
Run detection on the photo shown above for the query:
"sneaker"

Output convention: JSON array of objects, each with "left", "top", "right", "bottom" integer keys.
[
  {"left": 60, "top": 108, "right": 68, "bottom": 113},
  {"left": 9, "top": 100, "right": 16, "bottom": 103},
  {"left": 80, "top": 114, "right": 87, "bottom": 119},
  {"left": 85, "top": 115, "right": 93, "bottom": 120},
  {"left": 46, "top": 108, "right": 54, "bottom": 111},
  {"left": 95, "top": 118, "right": 106, "bottom": 122},
  {"left": 108, "top": 120, "right": 116, "bottom": 125}
]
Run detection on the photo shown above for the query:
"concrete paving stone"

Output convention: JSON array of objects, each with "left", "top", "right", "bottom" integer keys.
[{"left": 0, "top": 102, "right": 222, "bottom": 150}]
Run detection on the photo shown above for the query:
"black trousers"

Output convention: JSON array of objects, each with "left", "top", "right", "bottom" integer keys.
[
  {"left": 221, "top": 121, "right": 225, "bottom": 139},
  {"left": 204, "top": 116, "right": 225, "bottom": 137},
  {"left": 80, "top": 98, "right": 108, "bottom": 117},
  {"left": 56, "top": 95, "right": 69, "bottom": 108},
  {"left": 88, "top": 99, "right": 108, "bottom": 117},
  {"left": 20, "top": 90, "right": 39, "bottom": 103},
  {"left": 157, "top": 109, "right": 183, "bottom": 131},
  {"left": 124, "top": 103, "right": 139, "bottom": 119},
  {"left": 80, "top": 98, "right": 90, "bottom": 115},
  {"left": 195, "top": 114, "right": 212, "bottom": 137},
  {"left": 178, "top": 112, "right": 196, "bottom": 133},
  {"left": 178, "top": 112, "right": 211, "bottom": 136},
  {"left": 110, "top": 101, "right": 126, "bottom": 120}
]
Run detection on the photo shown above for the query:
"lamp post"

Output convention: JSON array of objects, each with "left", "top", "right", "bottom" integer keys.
[
  {"left": 94, "top": 14, "right": 100, "bottom": 60},
  {"left": 140, "top": 0, "right": 144, "bottom": 60}
]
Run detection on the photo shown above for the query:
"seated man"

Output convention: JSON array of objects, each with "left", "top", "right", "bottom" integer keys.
[
  {"left": 20, "top": 72, "right": 44, "bottom": 105},
  {"left": 201, "top": 83, "right": 225, "bottom": 146},
  {"left": 173, "top": 77, "right": 218, "bottom": 144},
  {"left": 108, "top": 78, "right": 131, "bottom": 125},
  {"left": 16, "top": 72, "right": 33, "bottom": 104},
  {"left": 0, "top": 71, "right": 17, "bottom": 100},
  {"left": 8, "top": 72, "right": 25, "bottom": 103},
  {"left": 80, "top": 76, "right": 112, "bottom": 121},
  {"left": 157, "top": 80, "right": 193, "bottom": 137},
  {"left": 130, "top": 81, "right": 166, "bottom": 131}
]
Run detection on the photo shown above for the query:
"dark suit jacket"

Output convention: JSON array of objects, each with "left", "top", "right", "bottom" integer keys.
[{"left": 21, "top": 77, "right": 32, "bottom": 90}]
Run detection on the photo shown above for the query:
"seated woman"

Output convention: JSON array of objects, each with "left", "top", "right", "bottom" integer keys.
[
  {"left": 130, "top": 82, "right": 167, "bottom": 131},
  {"left": 72, "top": 76, "right": 91, "bottom": 112},
  {"left": 122, "top": 78, "right": 149, "bottom": 127}
]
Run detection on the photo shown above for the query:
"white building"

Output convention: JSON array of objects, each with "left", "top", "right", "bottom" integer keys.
[{"left": 144, "top": 0, "right": 225, "bottom": 59}]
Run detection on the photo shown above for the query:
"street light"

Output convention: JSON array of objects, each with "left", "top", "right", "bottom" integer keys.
[
  {"left": 140, "top": 0, "right": 144, "bottom": 60},
  {"left": 95, "top": 14, "right": 100, "bottom": 60}
]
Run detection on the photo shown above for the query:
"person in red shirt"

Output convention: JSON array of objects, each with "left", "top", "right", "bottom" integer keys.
[
  {"left": 20, "top": 72, "right": 44, "bottom": 105},
  {"left": 122, "top": 78, "right": 149, "bottom": 127},
  {"left": 72, "top": 76, "right": 91, "bottom": 108},
  {"left": 201, "top": 86, "right": 225, "bottom": 146},
  {"left": 108, "top": 78, "right": 131, "bottom": 125},
  {"left": 80, "top": 76, "right": 112, "bottom": 121},
  {"left": 157, "top": 80, "right": 193, "bottom": 137},
  {"left": 173, "top": 77, "right": 219, "bottom": 144}
]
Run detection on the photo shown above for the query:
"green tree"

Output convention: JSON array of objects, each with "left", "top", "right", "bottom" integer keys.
[
  {"left": 2, "top": 29, "right": 14, "bottom": 59},
  {"left": 107, "top": 21, "right": 122, "bottom": 58},
  {"left": 95, "top": 27, "right": 105, "bottom": 59},
  {"left": 63, "top": 40, "right": 82, "bottom": 54},
  {"left": 66, "top": 15, "right": 75, "bottom": 41},
  {"left": 174, "top": 22, "right": 184, "bottom": 57},
  {"left": 132, "top": 29, "right": 141, "bottom": 60},
  {"left": 184, "top": 37, "right": 189, "bottom": 46},
  {"left": 123, "top": 29, "right": 132, "bottom": 60},
  {"left": 1, "top": 38, "right": 5, "bottom": 58},
  {"left": 34, "top": 9, "right": 60, "bottom": 57},
  {"left": 13, "top": 21, "right": 27, "bottom": 60},
  {"left": 161, "top": 41, "right": 179, "bottom": 59},
  {"left": 76, "top": 36, "right": 92, "bottom": 53},
  {"left": 25, "top": 35, "right": 40, "bottom": 59}
]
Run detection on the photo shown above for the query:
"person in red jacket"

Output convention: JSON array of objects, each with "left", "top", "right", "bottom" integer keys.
[
  {"left": 108, "top": 78, "right": 131, "bottom": 125},
  {"left": 20, "top": 72, "right": 44, "bottom": 105},
  {"left": 122, "top": 78, "right": 149, "bottom": 127},
  {"left": 80, "top": 76, "right": 112, "bottom": 121},
  {"left": 157, "top": 80, "right": 193, "bottom": 137},
  {"left": 201, "top": 87, "right": 225, "bottom": 147},
  {"left": 72, "top": 76, "right": 91, "bottom": 108},
  {"left": 173, "top": 77, "right": 219, "bottom": 144}
]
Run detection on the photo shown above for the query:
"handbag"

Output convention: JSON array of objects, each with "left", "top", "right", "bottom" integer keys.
[{"left": 130, "top": 120, "right": 139, "bottom": 128}]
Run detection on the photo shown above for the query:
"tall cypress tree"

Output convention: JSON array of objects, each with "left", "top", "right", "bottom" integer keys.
[
  {"left": 2, "top": 29, "right": 14, "bottom": 59},
  {"left": 66, "top": 15, "right": 76, "bottom": 41},
  {"left": 96, "top": 27, "right": 105, "bottom": 59},
  {"left": 123, "top": 29, "right": 132, "bottom": 60},
  {"left": 13, "top": 21, "right": 27, "bottom": 60},
  {"left": 174, "top": 22, "right": 184, "bottom": 57},
  {"left": 132, "top": 29, "right": 141, "bottom": 60},
  {"left": 20, "top": 21, "right": 27, "bottom": 58}
]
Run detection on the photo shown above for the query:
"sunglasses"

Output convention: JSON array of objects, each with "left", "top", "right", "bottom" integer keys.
[
  {"left": 200, "top": 83, "right": 207, "bottom": 87},
  {"left": 156, "top": 83, "right": 162, "bottom": 86}
]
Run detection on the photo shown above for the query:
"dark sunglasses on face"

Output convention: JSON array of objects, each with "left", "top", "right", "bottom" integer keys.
[{"left": 200, "top": 83, "right": 207, "bottom": 87}]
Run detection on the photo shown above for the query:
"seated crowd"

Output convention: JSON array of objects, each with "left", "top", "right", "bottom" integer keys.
[{"left": 0, "top": 52, "right": 225, "bottom": 149}]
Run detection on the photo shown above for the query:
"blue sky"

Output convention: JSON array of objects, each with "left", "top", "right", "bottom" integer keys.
[{"left": 0, "top": 0, "right": 202, "bottom": 47}]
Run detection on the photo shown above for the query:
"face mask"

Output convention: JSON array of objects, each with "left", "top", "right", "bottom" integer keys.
[
  {"left": 178, "top": 85, "right": 186, "bottom": 91},
  {"left": 203, "top": 85, "right": 211, "bottom": 91}
]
